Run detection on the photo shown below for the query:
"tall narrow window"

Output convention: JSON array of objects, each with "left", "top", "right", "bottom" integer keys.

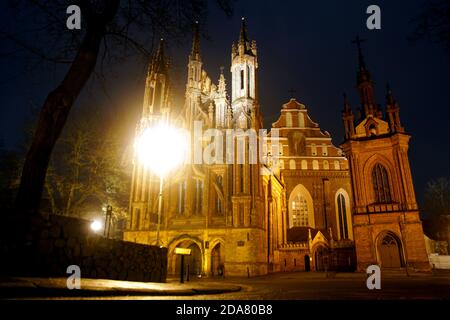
[
  {"left": 240, "top": 164, "right": 244, "bottom": 193},
  {"left": 216, "top": 196, "right": 223, "bottom": 215},
  {"left": 249, "top": 165, "right": 253, "bottom": 194},
  {"left": 311, "top": 144, "right": 317, "bottom": 156},
  {"left": 286, "top": 112, "right": 293, "bottom": 127},
  {"left": 178, "top": 180, "right": 186, "bottom": 215},
  {"left": 194, "top": 179, "right": 203, "bottom": 214},
  {"left": 372, "top": 164, "right": 392, "bottom": 203},
  {"left": 337, "top": 194, "right": 349, "bottom": 239},
  {"left": 240, "top": 69, "right": 244, "bottom": 90},
  {"left": 298, "top": 112, "right": 305, "bottom": 127},
  {"left": 247, "top": 65, "right": 251, "bottom": 96}
]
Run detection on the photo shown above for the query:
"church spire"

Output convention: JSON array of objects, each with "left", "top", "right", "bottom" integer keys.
[
  {"left": 342, "top": 93, "right": 355, "bottom": 140},
  {"left": 190, "top": 20, "right": 201, "bottom": 61},
  {"left": 237, "top": 17, "right": 254, "bottom": 56},
  {"left": 142, "top": 38, "right": 170, "bottom": 119},
  {"left": 352, "top": 36, "right": 376, "bottom": 117},
  {"left": 152, "top": 38, "right": 168, "bottom": 75},
  {"left": 239, "top": 17, "right": 249, "bottom": 45}
]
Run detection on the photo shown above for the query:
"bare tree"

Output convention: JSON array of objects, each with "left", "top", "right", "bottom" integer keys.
[
  {"left": 423, "top": 177, "right": 450, "bottom": 218},
  {"left": 44, "top": 114, "right": 130, "bottom": 220},
  {"left": 1, "top": 0, "right": 232, "bottom": 216},
  {"left": 412, "top": 0, "right": 450, "bottom": 55}
]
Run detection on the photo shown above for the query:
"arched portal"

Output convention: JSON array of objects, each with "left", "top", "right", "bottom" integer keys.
[
  {"left": 172, "top": 240, "right": 203, "bottom": 276},
  {"left": 378, "top": 232, "right": 403, "bottom": 268},
  {"left": 210, "top": 243, "right": 225, "bottom": 276},
  {"left": 314, "top": 245, "right": 329, "bottom": 271}
]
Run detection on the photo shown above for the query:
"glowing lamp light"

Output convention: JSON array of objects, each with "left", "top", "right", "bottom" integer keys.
[
  {"left": 90, "top": 220, "right": 102, "bottom": 232},
  {"left": 134, "top": 122, "right": 188, "bottom": 177}
]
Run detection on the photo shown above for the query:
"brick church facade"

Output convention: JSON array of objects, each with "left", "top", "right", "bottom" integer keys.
[{"left": 123, "top": 20, "right": 430, "bottom": 276}]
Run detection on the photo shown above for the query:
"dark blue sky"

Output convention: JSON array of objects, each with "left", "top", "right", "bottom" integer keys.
[{"left": 1, "top": 0, "right": 449, "bottom": 201}]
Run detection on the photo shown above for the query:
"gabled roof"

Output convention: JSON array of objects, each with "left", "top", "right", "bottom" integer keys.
[
  {"left": 282, "top": 98, "right": 305, "bottom": 110},
  {"left": 287, "top": 226, "right": 331, "bottom": 243}
]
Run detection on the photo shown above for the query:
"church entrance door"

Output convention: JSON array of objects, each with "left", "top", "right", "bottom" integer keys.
[
  {"left": 304, "top": 255, "right": 310, "bottom": 272},
  {"left": 379, "top": 233, "right": 402, "bottom": 268},
  {"left": 174, "top": 242, "right": 203, "bottom": 276},
  {"left": 211, "top": 243, "right": 224, "bottom": 276},
  {"left": 314, "top": 246, "right": 328, "bottom": 271}
]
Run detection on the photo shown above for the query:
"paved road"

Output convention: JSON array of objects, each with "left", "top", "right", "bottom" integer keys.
[{"left": 39, "top": 270, "right": 450, "bottom": 300}]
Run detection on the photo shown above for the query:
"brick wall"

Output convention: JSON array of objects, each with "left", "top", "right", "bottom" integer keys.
[{"left": 0, "top": 215, "right": 167, "bottom": 282}]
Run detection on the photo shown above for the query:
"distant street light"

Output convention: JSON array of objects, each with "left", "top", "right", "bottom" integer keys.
[
  {"left": 134, "top": 120, "right": 188, "bottom": 246},
  {"left": 90, "top": 220, "right": 103, "bottom": 232}
]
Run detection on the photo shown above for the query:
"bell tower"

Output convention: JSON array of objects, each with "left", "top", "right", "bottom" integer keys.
[
  {"left": 341, "top": 37, "right": 430, "bottom": 272},
  {"left": 231, "top": 17, "right": 261, "bottom": 130}
]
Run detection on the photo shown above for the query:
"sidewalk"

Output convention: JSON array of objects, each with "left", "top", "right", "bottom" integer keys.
[{"left": 0, "top": 277, "right": 242, "bottom": 299}]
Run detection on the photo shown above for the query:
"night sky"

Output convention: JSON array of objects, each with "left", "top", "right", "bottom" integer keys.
[{"left": 1, "top": 0, "right": 449, "bottom": 202}]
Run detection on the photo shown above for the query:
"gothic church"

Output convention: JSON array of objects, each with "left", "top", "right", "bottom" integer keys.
[{"left": 123, "top": 19, "right": 430, "bottom": 276}]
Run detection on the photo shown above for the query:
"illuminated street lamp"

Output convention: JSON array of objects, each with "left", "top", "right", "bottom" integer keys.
[
  {"left": 90, "top": 220, "right": 103, "bottom": 233},
  {"left": 134, "top": 121, "right": 188, "bottom": 246}
]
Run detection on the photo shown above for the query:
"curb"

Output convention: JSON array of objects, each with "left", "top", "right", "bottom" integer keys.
[{"left": 0, "top": 279, "right": 242, "bottom": 298}]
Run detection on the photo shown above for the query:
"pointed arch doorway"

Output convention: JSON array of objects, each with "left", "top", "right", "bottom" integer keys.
[
  {"left": 174, "top": 241, "right": 202, "bottom": 276},
  {"left": 211, "top": 243, "right": 225, "bottom": 276},
  {"left": 378, "top": 232, "right": 403, "bottom": 268}
]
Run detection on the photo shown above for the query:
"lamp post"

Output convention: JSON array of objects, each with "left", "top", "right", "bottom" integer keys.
[{"left": 135, "top": 120, "right": 187, "bottom": 246}]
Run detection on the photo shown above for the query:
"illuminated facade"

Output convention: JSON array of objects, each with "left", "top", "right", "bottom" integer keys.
[
  {"left": 341, "top": 41, "right": 430, "bottom": 272},
  {"left": 123, "top": 20, "right": 430, "bottom": 276}
]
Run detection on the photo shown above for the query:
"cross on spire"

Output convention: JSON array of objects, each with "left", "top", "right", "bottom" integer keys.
[
  {"left": 351, "top": 35, "right": 366, "bottom": 50},
  {"left": 288, "top": 88, "right": 296, "bottom": 98},
  {"left": 352, "top": 35, "right": 367, "bottom": 70}
]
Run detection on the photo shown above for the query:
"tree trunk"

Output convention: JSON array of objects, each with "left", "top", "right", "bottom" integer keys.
[{"left": 15, "top": 1, "right": 119, "bottom": 216}]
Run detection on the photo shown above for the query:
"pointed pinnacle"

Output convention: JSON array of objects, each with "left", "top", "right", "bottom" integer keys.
[
  {"left": 343, "top": 93, "right": 351, "bottom": 112},
  {"left": 191, "top": 20, "right": 200, "bottom": 57},
  {"left": 386, "top": 83, "right": 395, "bottom": 105},
  {"left": 153, "top": 38, "right": 167, "bottom": 74},
  {"left": 239, "top": 17, "right": 248, "bottom": 44}
]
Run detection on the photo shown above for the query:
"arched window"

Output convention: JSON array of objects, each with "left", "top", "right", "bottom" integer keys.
[
  {"left": 289, "top": 160, "right": 296, "bottom": 170},
  {"left": 337, "top": 194, "right": 349, "bottom": 239},
  {"left": 291, "top": 194, "right": 309, "bottom": 227},
  {"left": 372, "top": 164, "right": 392, "bottom": 203},
  {"left": 312, "top": 160, "right": 319, "bottom": 170},
  {"left": 289, "top": 184, "right": 315, "bottom": 228},
  {"left": 334, "top": 160, "right": 340, "bottom": 170},
  {"left": 323, "top": 160, "right": 329, "bottom": 170},
  {"left": 298, "top": 112, "right": 305, "bottom": 128},
  {"left": 311, "top": 144, "right": 317, "bottom": 156},
  {"left": 286, "top": 112, "right": 293, "bottom": 127},
  {"left": 301, "top": 160, "right": 308, "bottom": 170}
]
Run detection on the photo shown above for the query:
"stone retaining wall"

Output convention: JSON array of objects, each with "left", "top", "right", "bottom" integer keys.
[{"left": 0, "top": 214, "right": 167, "bottom": 282}]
